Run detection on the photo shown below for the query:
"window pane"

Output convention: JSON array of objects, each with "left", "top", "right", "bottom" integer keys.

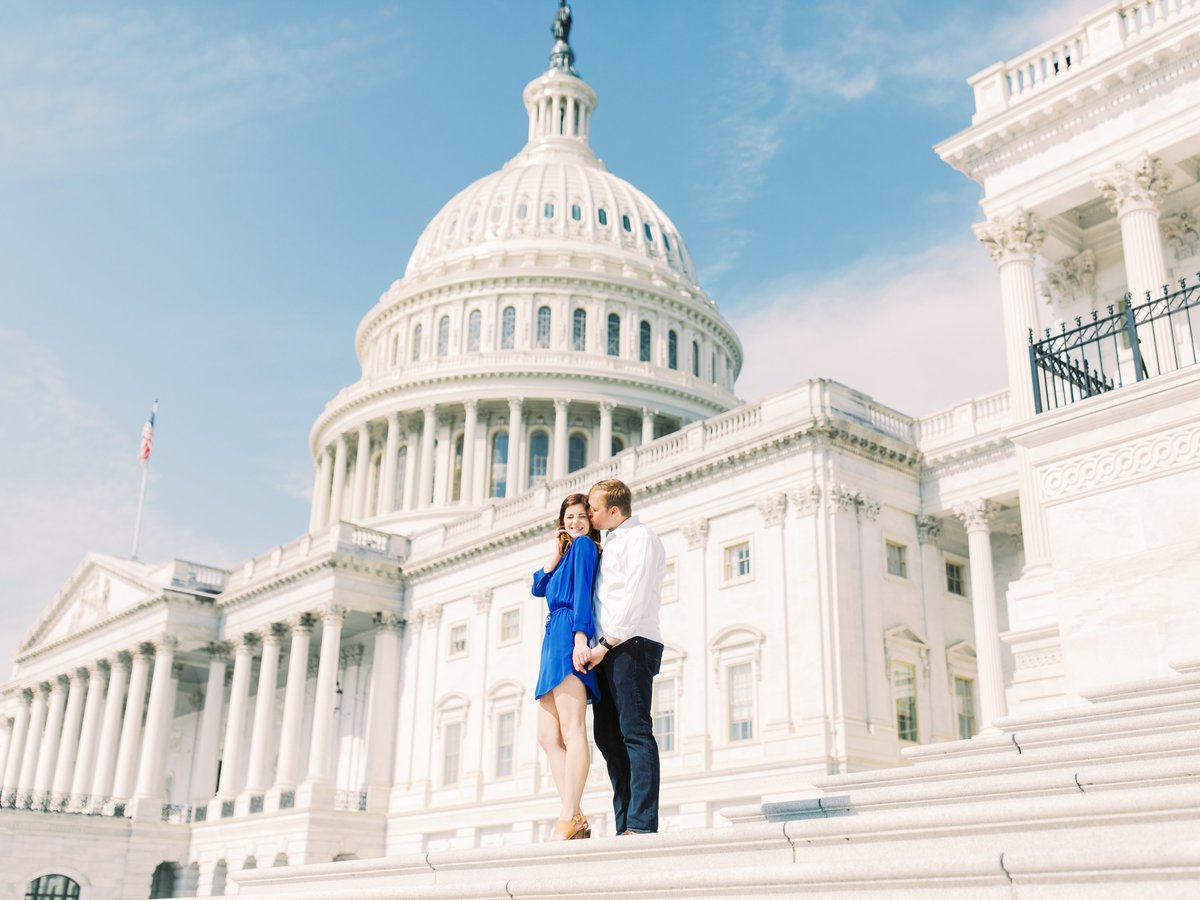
[
  {"left": 500, "top": 609, "right": 520, "bottom": 642},
  {"left": 568, "top": 434, "right": 586, "bottom": 472},
  {"left": 639, "top": 321, "right": 651, "bottom": 362},
  {"left": 661, "top": 561, "right": 678, "bottom": 603},
  {"left": 528, "top": 431, "right": 549, "bottom": 483},
  {"left": 572, "top": 309, "right": 587, "bottom": 351},
  {"left": 946, "top": 561, "right": 966, "bottom": 596},
  {"left": 691, "top": 340, "right": 700, "bottom": 377},
  {"left": 622, "top": 213, "right": 632, "bottom": 232},
  {"left": 536, "top": 306, "right": 551, "bottom": 349},
  {"left": 954, "top": 676, "right": 976, "bottom": 740},
  {"left": 490, "top": 431, "right": 508, "bottom": 498},
  {"left": 443, "top": 722, "right": 462, "bottom": 786},
  {"left": 652, "top": 677, "right": 676, "bottom": 752},
  {"left": 544, "top": 202, "right": 555, "bottom": 218},
  {"left": 607, "top": 313, "right": 620, "bottom": 356},
  {"left": 571, "top": 203, "right": 581, "bottom": 221},
  {"left": 723, "top": 542, "right": 751, "bottom": 580},
  {"left": 598, "top": 208, "right": 608, "bottom": 226},
  {"left": 495, "top": 711, "right": 516, "bottom": 777},
  {"left": 887, "top": 542, "right": 908, "bottom": 578},
  {"left": 437, "top": 316, "right": 450, "bottom": 356},
  {"left": 468, "top": 310, "right": 481, "bottom": 352},
  {"left": 727, "top": 663, "right": 754, "bottom": 742},
  {"left": 412, "top": 324, "right": 422, "bottom": 361},
  {"left": 892, "top": 662, "right": 918, "bottom": 742},
  {"left": 501, "top": 307, "right": 515, "bottom": 350}
]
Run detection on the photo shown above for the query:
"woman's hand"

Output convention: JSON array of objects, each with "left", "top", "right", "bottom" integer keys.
[
  {"left": 572, "top": 633, "right": 591, "bottom": 672},
  {"left": 543, "top": 528, "right": 569, "bottom": 572}
]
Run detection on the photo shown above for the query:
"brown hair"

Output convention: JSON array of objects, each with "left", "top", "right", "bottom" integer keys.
[
  {"left": 588, "top": 479, "right": 632, "bottom": 517},
  {"left": 557, "top": 492, "right": 602, "bottom": 555}
]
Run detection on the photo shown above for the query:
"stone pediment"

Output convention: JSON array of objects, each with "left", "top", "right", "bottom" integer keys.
[{"left": 19, "top": 554, "right": 163, "bottom": 653}]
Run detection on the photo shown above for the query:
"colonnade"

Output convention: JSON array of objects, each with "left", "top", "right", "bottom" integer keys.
[{"left": 310, "top": 398, "right": 669, "bottom": 530}]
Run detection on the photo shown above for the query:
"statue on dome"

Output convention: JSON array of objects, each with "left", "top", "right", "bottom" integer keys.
[
  {"left": 549, "top": 0, "right": 577, "bottom": 75},
  {"left": 552, "top": 0, "right": 572, "bottom": 44}
]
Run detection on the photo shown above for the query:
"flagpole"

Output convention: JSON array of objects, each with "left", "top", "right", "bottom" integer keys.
[
  {"left": 131, "top": 462, "right": 149, "bottom": 560},
  {"left": 131, "top": 400, "right": 158, "bottom": 561}
]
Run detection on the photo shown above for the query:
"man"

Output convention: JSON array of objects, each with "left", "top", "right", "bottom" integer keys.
[{"left": 586, "top": 478, "right": 666, "bottom": 835}]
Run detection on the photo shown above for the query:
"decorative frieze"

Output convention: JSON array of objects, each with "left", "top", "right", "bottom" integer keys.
[
  {"left": 755, "top": 493, "right": 787, "bottom": 528},
  {"left": 1039, "top": 422, "right": 1200, "bottom": 501},
  {"left": 829, "top": 485, "right": 880, "bottom": 521},
  {"left": 975, "top": 209, "right": 1046, "bottom": 265},
  {"left": 1039, "top": 249, "right": 1097, "bottom": 306},
  {"left": 1095, "top": 154, "right": 1172, "bottom": 216}
]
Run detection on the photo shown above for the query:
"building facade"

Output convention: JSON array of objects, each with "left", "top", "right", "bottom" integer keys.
[{"left": 3, "top": 3, "right": 1199, "bottom": 898}]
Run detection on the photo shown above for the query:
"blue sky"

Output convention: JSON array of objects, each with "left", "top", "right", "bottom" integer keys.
[{"left": 0, "top": 0, "right": 1098, "bottom": 658}]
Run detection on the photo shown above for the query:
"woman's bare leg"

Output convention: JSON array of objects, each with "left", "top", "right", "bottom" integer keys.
[
  {"left": 537, "top": 695, "right": 567, "bottom": 806},
  {"left": 551, "top": 675, "right": 589, "bottom": 820}
]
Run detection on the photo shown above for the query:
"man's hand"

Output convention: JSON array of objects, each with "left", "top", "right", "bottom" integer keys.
[
  {"left": 572, "top": 642, "right": 591, "bottom": 672},
  {"left": 585, "top": 643, "right": 609, "bottom": 671}
]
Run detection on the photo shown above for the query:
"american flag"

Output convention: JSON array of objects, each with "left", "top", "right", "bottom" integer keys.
[{"left": 138, "top": 402, "right": 157, "bottom": 465}]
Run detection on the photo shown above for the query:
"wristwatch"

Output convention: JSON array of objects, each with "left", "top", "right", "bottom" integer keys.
[{"left": 598, "top": 637, "right": 617, "bottom": 651}]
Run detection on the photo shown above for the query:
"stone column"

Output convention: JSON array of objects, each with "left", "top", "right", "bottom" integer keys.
[
  {"left": 460, "top": 400, "right": 478, "bottom": 504},
  {"left": 955, "top": 500, "right": 1005, "bottom": 730},
  {"left": 380, "top": 413, "right": 400, "bottom": 515},
  {"left": 418, "top": 405, "right": 437, "bottom": 507},
  {"left": 1, "top": 689, "right": 32, "bottom": 802},
  {"left": 18, "top": 683, "right": 50, "bottom": 799},
  {"left": 506, "top": 398, "right": 524, "bottom": 497},
  {"left": 244, "top": 624, "right": 285, "bottom": 795},
  {"left": 112, "top": 643, "right": 153, "bottom": 800},
  {"left": 599, "top": 402, "right": 614, "bottom": 461},
  {"left": 69, "top": 662, "right": 107, "bottom": 804},
  {"left": 308, "top": 459, "right": 324, "bottom": 533},
  {"left": 90, "top": 652, "right": 130, "bottom": 801},
  {"left": 401, "top": 420, "right": 420, "bottom": 511},
  {"left": 190, "top": 643, "right": 229, "bottom": 801},
  {"left": 364, "top": 613, "right": 404, "bottom": 811},
  {"left": 33, "top": 676, "right": 69, "bottom": 800},
  {"left": 433, "top": 414, "right": 453, "bottom": 505},
  {"left": 51, "top": 668, "right": 88, "bottom": 801},
  {"left": 131, "top": 637, "right": 179, "bottom": 816},
  {"left": 313, "top": 446, "right": 333, "bottom": 531},
  {"left": 1095, "top": 154, "right": 1175, "bottom": 374},
  {"left": 329, "top": 434, "right": 349, "bottom": 523},
  {"left": 916, "top": 517, "right": 953, "bottom": 741},
  {"left": 351, "top": 422, "right": 371, "bottom": 520},
  {"left": 216, "top": 633, "right": 259, "bottom": 798},
  {"left": 641, "top": 408, "right": 656, "bottom": 445},
  {"left": 272, "top": 614, "right": 315, "bottom": 798},
  {"left": 552, "top": 399, "right": 569, "bottom": 480},
  {"left": 304, "top": 605, "right": 346, "bottom": 791},
  {"left": 0, "top": 719, "right": 11, "bottom": 799},
  {"left": 975, "top": 209, "right": 1046, "bottom": 422}
]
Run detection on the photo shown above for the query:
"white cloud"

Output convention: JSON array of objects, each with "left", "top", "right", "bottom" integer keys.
[{"left": 729, "top": 234, "right": 1008, "bottom": 416}]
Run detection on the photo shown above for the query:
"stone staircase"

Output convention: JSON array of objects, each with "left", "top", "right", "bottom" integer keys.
[{"left": 231, "top": 665, "right": 1200, "bottom": 898}]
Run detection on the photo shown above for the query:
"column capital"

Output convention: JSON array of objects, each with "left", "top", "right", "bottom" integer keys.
[
  {"left": 974, "top": 209, "right": 1046, "bottom": 265},
  {"left": 235, "top": 632, "right": 262, "bottom": 654},
  {"left": 507, "top": 397, "right": 523, "bottom": 412},
  {"left": 53, "top": 674, "right": 70, "bottom": 692},
  {"left": 289, "top": 612, "right": 317, "bottom": 634},
  {"left": 599, "top": 400, "right": 616, "bottom": 414},
  {"left": 830, "top": 484, "right": 880, "bottom": 521},
  {"left": 755, "top": 493, "right": 787, "bottom": 528},
  {"left": 71, "top": 666, "right": 91, "bottom": 683},
  {"left": 262, "top": 622, "right": 288, "bottom": 646},
  {"left": 786, "top": 483, "right": 820, "bottom": 517},
  {"left": 204, "top": 640, "right": 233, "bottom": 661},
  {"left": 152, "top": 634, "right": 181, "bottom": 652},
  {"left": 681, "top": 517, "right": 709, "bottom": 550},
  {"left": 461, "top": 398, "right": 478, "bottom": 413},
  {"left": 1095, "top": 154, "right": 1171, "bottom": 217},
  {"left": 115, "top": 650, "right": 133, "bottom": 671},
  {"left": 472, "top": 587, "right": 494, "bottom": 613},
  {"left": 36, "top": 680, "right": 52, "bottom": 697},
  {"left": 916, "top": 515, "right": 942, "bottom": 545},
  {"left": 319, "top": 604, "right": 347, "bottom": 625},
  {"left": 134, "top": 641, "right": 157, "bottom": 660},
  {"left": 553, "top": 398, "right": 568, "bottom": 412},
  {"left": 954, "top": 499, "right": 999, "bottom": 532},
  {"left": 93, "top": 658, "right": 112, "bottom": 678},
  {"left": 372, "top": 612, "right": 405, "bottom": 634}
]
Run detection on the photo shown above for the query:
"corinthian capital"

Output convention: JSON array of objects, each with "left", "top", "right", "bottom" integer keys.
[
  {"left": 680, "top": 518, "right": 709, "bottom": 550},
  {"left": 1095, "top": 154, "right": 1171, "bottom": 216},
  {"left": 974, "top": 209, "right": 1046, "bottom": 265},
  {"left": 954, "top": 499, "right": 999, "bottom": 532}
]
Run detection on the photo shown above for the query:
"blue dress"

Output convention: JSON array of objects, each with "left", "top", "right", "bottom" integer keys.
[{"left": 532, "top": 535, "right": 601, "bottom": 703}]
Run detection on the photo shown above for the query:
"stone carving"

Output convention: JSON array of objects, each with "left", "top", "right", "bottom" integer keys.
[
  {"left": 69, "top": 572, "right": 111, "bottom": 632},
  {"left": 374, "top": 612, "right": 405, "bottom": 634},
  {"left": 975, "top": 209, "right": 1046, "bottom": 264},
  {"left": 829, "top": 485, "right": 880, "bottom": 521},
  {"left": 916, "top": 515, "right": 941, "bottom": 545},
  {"left": 755, "top": 493, "right": 787, "bottom": 527},
  {"left": 205, "top": 641, "right": 233, "bottom": 661},
  {"left": 954, "top": 499, "right": 999, "bottom": 531},
  {"left": 1039, "top": 422, "right": 1200, "bottom": 501},
  {"left": 1095, "top": 154, "right": 1171, "bottom": 215},
  {"left": 1039, "top": 249, "right": 1097, "bottom": 306},
  {"left": 680, "top": 518, "right": 709, "bottom": 550},
  {"left": 1014, "top": 646, "right": 1063, "bottom": 670},
  {"left": 1161, "top": 208, "right": 1200, "bottom": 259},
  {"left": 473, "top": 588, "right": 494, "bottom": 613},
  {"left": 320, "top": 604, "right": 348, "bottom": 625},
  {"left": 786, "top": 483, "right": 820, "bottom": 517},
  {"left": 339, "top": 644, "right": 365, "bottom": 668}
]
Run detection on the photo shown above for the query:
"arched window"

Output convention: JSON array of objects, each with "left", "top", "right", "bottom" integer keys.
[
  {"left": 639, "top": 321, "right": 652, "bottom": 363},
  {"left": 536, "top": 306, "right": 552, "bottom": 349},
  {"left": 621, "top": 214, "right": 632, "bottom": 232},
  {"left": 490, "top": 431, "right": 508, "bottom": 498},
  {"left": 27, "top": 875, "right": 81, "bottom": 900},
  {"left": 412, "top": 323, "right": 423, "bottom": 362},
  {"left": 391, "top": 332, "right": 402, "bottom": 366},
  {"left": 452, "top": 434, "right": 464, "bottom": 501},
  {"left": 691, "top": 340, "right": 700, "bottom": 377},
  {"left": 568, "top": 434, "right": 587, "bottom": 472},
  {"left": 711, "top": 351, "right": 717, "bottom": 384},
  {"left": 437, "top": 316, "right": 450, "bottom": 356},
  {"left": 501, "top": 306, "right": 516, "bottom": 350},
  {"left": 611, "top": 435, "right": 625, "bottom": 456},
  {"left": 598, "top": 208, "right": 608, "bottom": 226},
  {"left": 668, "top": 330, "right": 678, "bottom": 370},
  {"left": 544, "top": 202, "right": 556, "bottom": 218},
  {"left": 467, "top": 310, "right": 481, "bottom": 352},
  {"left": 643, "top": 223, "right": 654, "bottom": 242},
  {"left": 517, "top": 202, "right": 528, "bottom": 220},
  {"left": 572, "top": 308, "right": 587, "bottom": 351},
  {"left": 528, "top": 430, "right": 549, "bottom": 484},
  {"left": 607, "top": 313, "right": 621, "bottom": 357},
  {"left": 394, "top": 445, "right": 407, "bottom": 509},
  {"left": 570, "top": 203, "right": 582, "bottom": 221}
]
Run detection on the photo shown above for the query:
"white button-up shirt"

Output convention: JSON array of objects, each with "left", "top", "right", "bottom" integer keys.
[{"left": 594, "top": 515, "right": 665, "bottom": 644}]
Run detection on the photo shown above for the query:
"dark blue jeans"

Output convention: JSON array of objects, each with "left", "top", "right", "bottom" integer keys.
[{"left": 593, "top": 636, "right": 663, "bottom": 834}]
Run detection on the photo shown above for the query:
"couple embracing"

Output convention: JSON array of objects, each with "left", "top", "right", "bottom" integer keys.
[{"left": 531, "top": 478, "right": 666, "bottom": 841}]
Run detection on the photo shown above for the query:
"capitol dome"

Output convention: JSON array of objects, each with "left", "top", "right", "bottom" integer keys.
[{"left": 305, "top": 9, "right": 743, "bottom": 533}]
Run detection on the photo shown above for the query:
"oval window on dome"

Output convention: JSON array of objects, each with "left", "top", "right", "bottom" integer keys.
[
  {"left": 490, "top": 205, "right": 502, "bottom": 223},
  {"left": 517, "top": 203, "right": 528, "bottom": 220},
  {"left": 621, "top": 214, "right": 632, "bottom": 233},
  {"left": 663, "top": 233, "right": 671, "bottom": 252},
  {"left": 467, "top": 210, "right": 479, "bottom": 228},
  {"left": 571, "top": 204, "right": 582, "bottom": 221},
  {"left": 643, "top": 223, "right": 653, "bottom": 242},
  {"left": 598, "top": 208, "right": 608, "bottom": 226},
  {"left": 544, "top": 202, "right": 556, "bottom": 219}
]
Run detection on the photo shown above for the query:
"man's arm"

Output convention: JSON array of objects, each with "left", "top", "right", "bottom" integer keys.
[{"left": 602, "top": 529, "right": 662, "bottom": 641}]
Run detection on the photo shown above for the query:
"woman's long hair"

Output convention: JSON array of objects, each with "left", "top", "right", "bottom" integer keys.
[{"left": 557, "top": 492, "right": 602, "bottom": 556}]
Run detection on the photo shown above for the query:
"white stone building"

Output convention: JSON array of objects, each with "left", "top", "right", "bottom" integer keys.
[{"left": 3, "top": 2, "right": 1199, "bottom": 898}]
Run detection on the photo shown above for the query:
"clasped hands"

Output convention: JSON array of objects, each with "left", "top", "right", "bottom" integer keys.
[{"left": 573, "top": 636, "right": 609, "bottom": 673}]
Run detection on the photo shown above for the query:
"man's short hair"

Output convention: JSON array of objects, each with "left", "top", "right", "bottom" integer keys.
[{"left": 589, "top": 479, "right": 632, "bottom": 517}]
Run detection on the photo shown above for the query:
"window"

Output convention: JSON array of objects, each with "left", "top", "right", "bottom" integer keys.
[
  {"left": 652, "top": 677, "right": 676, "bottom": 753},
  {"left": 467, "top": 310, "right": 481, "bottom": 352},
  {"left": 490, "top": 205, "right": 502, "bottom": 223},
  {"left": 611, "top": 435, "right": 624, "bottom": 456},
  {"left": 26, "top": 875, "right": 82, "bottom": 900},
  {"left": 391, "top": 332, "right": 402, "bottom": 366},
  {"left": 568, "top": 434, "right": 587, "bottom": 472},
  {"left": 528, "top": 431, "right": 549, "bottom": 484},
  {"left": 954, "top": 676, "right": 977, "bottom": 740},
  {"left": 451, "top": 434, "right": 464, "bottom": 502},
  {"left": 490, "top": 431, "right": 508, "bottom": 498},
  {"left": 891, "top": 661, "right": 918, "bottom": 742},
  {"left": 668, "top": 330, "right": 678, "bottom": 370},
  {"left": 536, "top": 306, "right": 552, "bottom": 349},
  {"left": 544, "top": 202, "right": 555, "bottom": 218},
  {"left": 727, "top": 663, "right": 754, "bottom": 742},
  {"left": 663, "top": 233, "right": 671, "bottom": 252},
  {"left": 691, "top": 340, "right": 700, "bottom": 377},
  {"left": 437, "top": 316, "right": 450, "bottom": 356},
  {"left": 442, "top": 721, "right": 462, "bottom": 786},
  {"left": 467, "top": 209, "right": 478, "bottom": 228},
  {"left": 517, "top": 202, "right": 528, "bottom": 220},
  {"left": 639, "top": 321, "right": 651, "bottom": 362},
  {"left": 886, "top": 541, "right": 908, "bottom": 578},
  {"left": 711, "top": 351, "right": 717, "bottom": 384},
  {"left": 643, "top": 222, "right": 653, "bottom": 242},
  {"left": 607, "top": 313, "right": 621, "bottom": 356},
  {"left": 150, "top": 862, "right": 176, "bottom": 898},
  {"left": 394, "top": 445, "right": 407, "bottom": 508},
  {"left": 621, "top": 213, "right": 632, "bottom": 232},
  {"left": 499, "top": 608, "right": 521, "bottom": 644},
  {"left": 572, "top": 308, "right": 587, "bottom": 351},
  {"left": 661, "top": 560, "right": 678, "bottom": 604},
  {"left": 448, "top": 623, "right": 468, "bottom": 658},
  {"left": 946, "top": 560, "right": 966, "bottom": 596},
  {"left": 597, "top": 208, "right": 608, "bottom": 226},
  {"left": 412, "top": 323, "right": 423, "bottom": 361},
  {"left": 723, "top": 541, "right": 752, "bottom": 583},
  {"left": 570, "top": 203, "right": 582, "bottom": 221},
  {"left": 495, "top": 711, "right": 516, "bottom": 778},
  {"left": 501, "top": 306, "right": 516, "bottom": 350}
]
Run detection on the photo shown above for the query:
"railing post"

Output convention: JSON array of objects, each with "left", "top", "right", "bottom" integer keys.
[
  {"left": 1124, "top": 295, "right": 1146, "bottom": 381},
  {"left": 1028, "top": 336, "right": 1043, "bottom": 414}
]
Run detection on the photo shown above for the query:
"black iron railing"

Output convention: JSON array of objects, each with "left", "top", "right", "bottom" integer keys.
[{"left": 1030, "top": 277, "right": 1200, "bottom": 413}]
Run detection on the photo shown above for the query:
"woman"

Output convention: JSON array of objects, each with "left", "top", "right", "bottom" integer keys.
[{"left": 532, "top": 492, "right": 601, "bottom": 840}]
